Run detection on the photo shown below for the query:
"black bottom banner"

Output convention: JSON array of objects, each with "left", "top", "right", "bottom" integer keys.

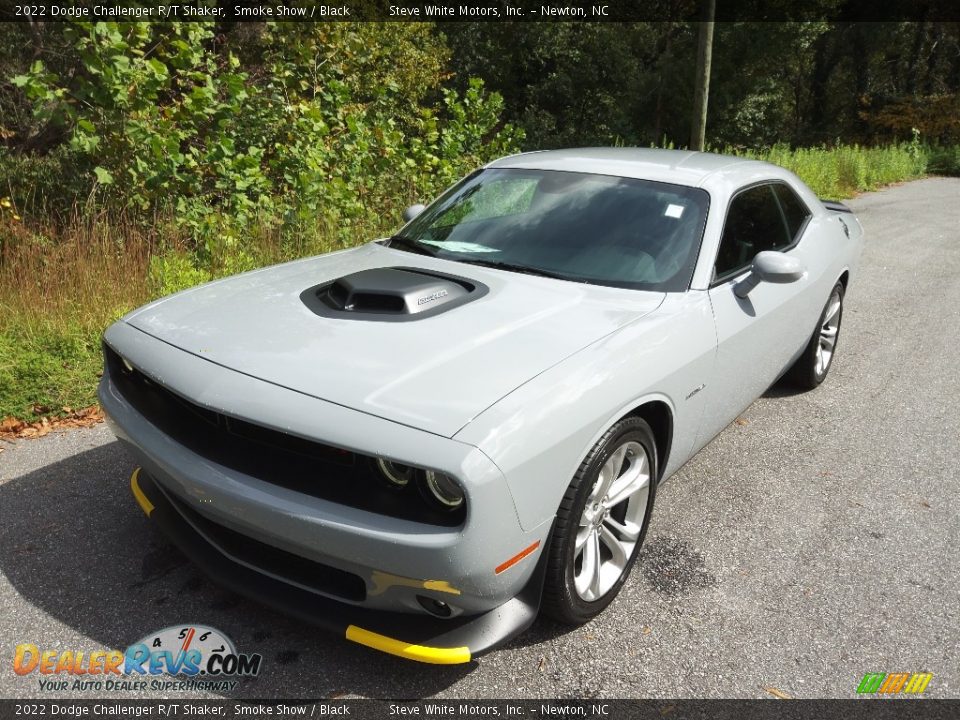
[{"left": 2, "top": 699, "right": 958, "bottom": 720}]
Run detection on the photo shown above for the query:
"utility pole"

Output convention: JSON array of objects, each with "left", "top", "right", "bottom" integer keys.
[{"left": 690, "top": 0, "right": 715, "bottom": 151}]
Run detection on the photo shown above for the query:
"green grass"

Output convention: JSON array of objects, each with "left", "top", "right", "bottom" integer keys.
[
  {"left": 0, "top": 213, "right": 366, "bottom": 420},
  {"left": 0, "top": 327, "right": 104, "bottom": 418},
  {"left": 730, "top": 142, "right": 928, "bottom": 198},
  {"left": 0, "top": 143, "right": 948, "bottom": 421}
]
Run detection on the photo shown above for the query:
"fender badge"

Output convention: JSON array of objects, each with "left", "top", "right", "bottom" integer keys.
[{"left": 686, "top": 384, "right": 705, "bottom": 400}]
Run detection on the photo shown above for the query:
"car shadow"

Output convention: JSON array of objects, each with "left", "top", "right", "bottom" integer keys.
[
  {"left": 0, "top": 441, "right": 474, "bottom": 699},
  {"left": 762, "top": 376, "right": 802, "bottom": 399}
]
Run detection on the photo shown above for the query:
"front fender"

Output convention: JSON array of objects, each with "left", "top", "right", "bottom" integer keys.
[{"left": 455, "top": 292, "right": 716, "bottom": 530}]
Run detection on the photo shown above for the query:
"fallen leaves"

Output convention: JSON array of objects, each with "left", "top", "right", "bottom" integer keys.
[
  {"left": 0, "top": 405, "right": 104, "bottom": 440},
  {"left": 763, "top": 687, "right": 793, "bottom": 700},
  {"left": 735, "top": 417, "right": 750, "bottom": 426}
]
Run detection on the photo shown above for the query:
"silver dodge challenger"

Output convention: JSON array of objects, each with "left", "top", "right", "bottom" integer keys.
[{"left": 101, "top": 148, "right": 863, "bottom": 664}]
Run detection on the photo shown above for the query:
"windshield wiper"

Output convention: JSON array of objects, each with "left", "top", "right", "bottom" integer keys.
[
  {"left": 386, "top": 235, "right": 437, "bottom": 257},
  {"left": 457, "top": 258, "right": 573, "bottom": 281}
]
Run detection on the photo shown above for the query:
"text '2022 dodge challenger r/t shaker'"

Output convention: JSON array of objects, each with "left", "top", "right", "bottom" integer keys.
[{"left": 100, "top": 148, "right": 863, "bottom": 664}]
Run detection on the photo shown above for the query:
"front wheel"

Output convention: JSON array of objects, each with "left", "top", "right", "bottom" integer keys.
[
  {"left": 542, "top": 417, "right": 658, "bottom": 625},
  {"left": 787, "top": 281, "right": 845, "bottom": 390}
]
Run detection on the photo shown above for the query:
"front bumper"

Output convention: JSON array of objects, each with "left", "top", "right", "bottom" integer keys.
[
  {"left": 130, "top": 468, "right": 548, "bottom": 663},
  {"left": 100, "top": 321, "right": 552, "bottom": 661}
]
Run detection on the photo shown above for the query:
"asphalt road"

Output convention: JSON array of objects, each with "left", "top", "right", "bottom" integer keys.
[{"left": 1, "top": 177, "right": 958, "bottom": 700}]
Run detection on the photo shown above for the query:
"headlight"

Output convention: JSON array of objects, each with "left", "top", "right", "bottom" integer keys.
[
  {"left": 374, "top": 457, "right": 465, "bottom": 512},
  {"left": 420, "top": 470, "right": 465, "bottom": 510},
  {"left": 375, "top": 458, "right": 415, "bottom": 488}
]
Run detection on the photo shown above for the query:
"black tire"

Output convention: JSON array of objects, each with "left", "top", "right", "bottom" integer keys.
[
  {"left": 542, "top": 417, "right": 658, "bottom": 625},
  {"left": 786, "top": 281, "right": 845, "bottom": 390}
]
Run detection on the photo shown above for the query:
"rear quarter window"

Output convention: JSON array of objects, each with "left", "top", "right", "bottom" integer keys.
[{"left": 774, "top": 183, "right": 812, "bottom": 241}]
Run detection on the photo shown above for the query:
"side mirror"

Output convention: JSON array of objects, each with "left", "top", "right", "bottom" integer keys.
[
  {"left": 734, "top": 251, "right": 805, "bottom": 298},
  {"left": 403, "top": 204, "right": 426, "bottom": 222}
]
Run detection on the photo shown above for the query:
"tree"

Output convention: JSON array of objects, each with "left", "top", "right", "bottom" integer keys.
[{"left": 689, "top": 0, "right": 715, "bottom": 151}]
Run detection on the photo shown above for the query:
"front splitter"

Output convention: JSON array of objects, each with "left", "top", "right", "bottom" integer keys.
[{"left": 129, "top": 468, "right": 549, "bottom": 664}]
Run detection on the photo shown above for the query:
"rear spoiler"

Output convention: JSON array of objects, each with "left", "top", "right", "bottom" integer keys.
[{"left": 820, "top": 199, "right": 852, "bottom": 214}]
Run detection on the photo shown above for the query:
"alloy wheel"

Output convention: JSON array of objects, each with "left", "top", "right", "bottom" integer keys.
[
  {"left": 816, "top": 288, "right": 843, "bottom": 376},
  {"left": 573, "top": 440, "right": 651, "bottom": 601}
]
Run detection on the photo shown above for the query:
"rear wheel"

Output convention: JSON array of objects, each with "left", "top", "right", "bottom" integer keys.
[
  {"left": 787, "top": 281, "right": 844, "bottom": 390},
  {"left": 542, "top": 417, "right": 658, "bottom": 625}
]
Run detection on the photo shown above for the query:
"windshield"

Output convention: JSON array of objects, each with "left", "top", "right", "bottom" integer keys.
[{"left": 392, "top": 168, "right": 710, "bottom": 291}]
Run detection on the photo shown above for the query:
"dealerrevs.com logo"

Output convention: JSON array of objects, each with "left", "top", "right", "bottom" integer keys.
[{"left": 13, "top": 624, "right": 262, "bottom": 693}]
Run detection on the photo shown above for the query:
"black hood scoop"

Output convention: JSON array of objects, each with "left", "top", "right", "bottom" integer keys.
[{"left": 301, "top": 267, "right": 488, "bottom": 321}]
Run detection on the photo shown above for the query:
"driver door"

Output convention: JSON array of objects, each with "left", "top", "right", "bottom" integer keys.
[{"left": 700, "top": 183, "right": 817, "bottom": 440}]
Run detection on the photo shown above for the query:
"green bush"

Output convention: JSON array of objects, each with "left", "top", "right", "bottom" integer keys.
[
  {"left": 9, "top": 22, "right": 523, "bottom": 254},
  {"left": 926, "top": 146, "right": 960, "bottom": 176},
  {"left": 0, "top": 147, "right": 91, "bottom": 218},
  {"left": 147, "top": 251, "right": 213, "bottom": 298}
]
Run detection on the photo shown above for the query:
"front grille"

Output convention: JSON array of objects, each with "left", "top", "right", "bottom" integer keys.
[
  {"left": 105, "top": 344, "right": 465, "bottom": 526},
  {"left": 164, "top": 485, "right": 367, "bottom": 601}
]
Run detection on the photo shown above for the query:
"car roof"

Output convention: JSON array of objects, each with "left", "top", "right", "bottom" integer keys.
[{"left": 486, "top": 147, "right": 770, "bottom": 187}]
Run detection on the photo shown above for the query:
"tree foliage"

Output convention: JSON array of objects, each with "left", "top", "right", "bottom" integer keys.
[
  {"left": 3, "top": 21, "right": 522, "bottom": 258},
  {"left": 2, "top": 18, "right": 958, "bottom": 242},
  {"left": 444, "top": 20, "right": 960, "bottom": 150}
]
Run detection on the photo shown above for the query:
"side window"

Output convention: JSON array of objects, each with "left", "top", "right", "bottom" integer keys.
[
  {"left": 714, "top": 184, "right": 792, "bottom": 281},
  {"left": 773, "top": 183, "right": 812, "bottom": 241}
]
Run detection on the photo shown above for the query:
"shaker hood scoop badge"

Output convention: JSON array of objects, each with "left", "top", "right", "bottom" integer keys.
[{"left": 418, "top": 289, "right": 449, "bottom": 306}]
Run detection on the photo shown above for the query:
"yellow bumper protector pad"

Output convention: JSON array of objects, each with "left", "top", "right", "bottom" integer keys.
[
  {"left": 422, "top": 580, "right": 461, "bottom": 595},
  {"left": 369, "top": 571, "right": 462, "bottom": 597},
  {"left": 130, "top": 468, "right": 154, "bottom": 517},
  {"left": 345, "top": 625, "right": 470, "bottom": 665}
]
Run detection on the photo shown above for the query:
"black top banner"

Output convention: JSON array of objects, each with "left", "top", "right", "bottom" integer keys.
[{"left": 2, "top": 0, "right": 959, "bottom": 23}]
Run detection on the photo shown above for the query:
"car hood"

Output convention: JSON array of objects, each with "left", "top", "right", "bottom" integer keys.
[{"left": 125, "top": 243, "right": 665, "bottom": 437}]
